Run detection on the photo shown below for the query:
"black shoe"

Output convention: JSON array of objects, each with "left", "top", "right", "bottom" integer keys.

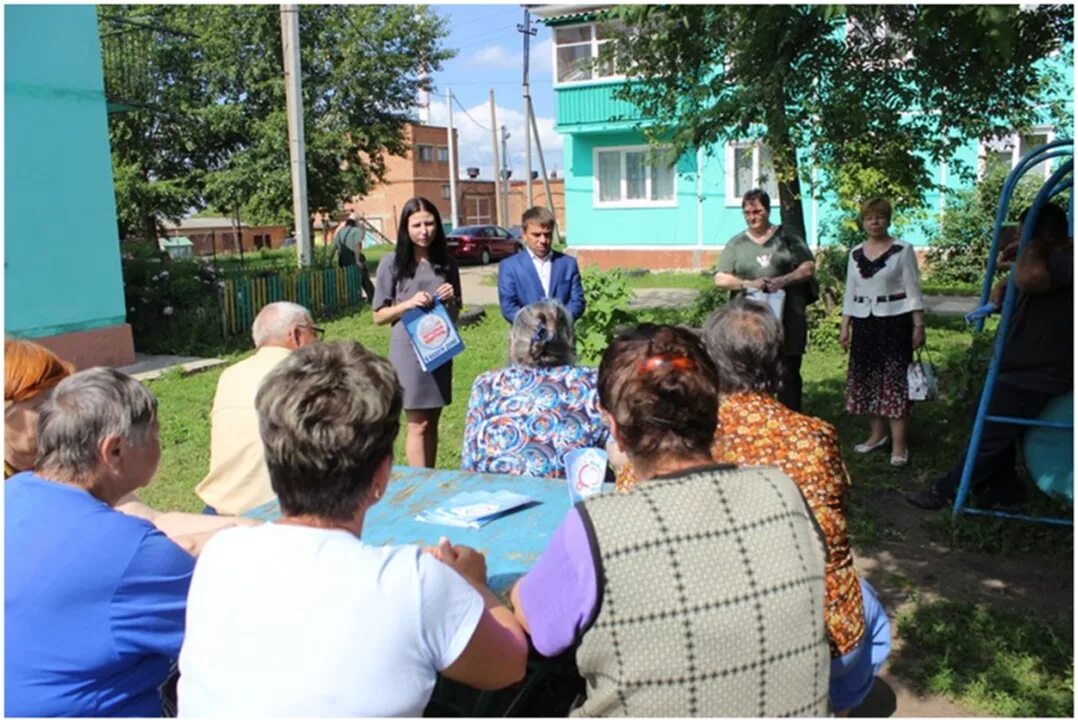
[
  {"left": 905, "top": 487, "right": 951, "bottom": 511},
  {"left": 976, "top": 484, "right": 1028, "bottom": 509}
]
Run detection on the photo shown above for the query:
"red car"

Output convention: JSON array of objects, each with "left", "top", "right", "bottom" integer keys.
[{"left": 446, "top": 225, "right": 521, "bottom": 265}]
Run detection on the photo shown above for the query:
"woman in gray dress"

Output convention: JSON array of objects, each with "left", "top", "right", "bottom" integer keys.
[{"left": 373, "top": 198, "right": 462, "bottom": 467}]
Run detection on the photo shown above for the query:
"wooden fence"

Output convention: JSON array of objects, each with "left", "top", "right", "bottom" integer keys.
[{"left": 219, "top": 265, "right": 365, "bottom": 337}]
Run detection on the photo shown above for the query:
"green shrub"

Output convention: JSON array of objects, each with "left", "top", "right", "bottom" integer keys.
[
  {"left": 925, "top": 165, "right": 1045, "bottom": 286},
  {"left": 122, "top": 243, "right": 230, "bottom": 355},
  {"left": 576, "top": 267, "right": 634, "bottom": 365}
]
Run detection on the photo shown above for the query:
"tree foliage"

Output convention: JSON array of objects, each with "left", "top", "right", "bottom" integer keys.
[
  {"left": 101, "top": 5, "right": 452, "bottom": 240},
  {"left": 603, "top": 4, "right": 1072, "bottom": 241}
]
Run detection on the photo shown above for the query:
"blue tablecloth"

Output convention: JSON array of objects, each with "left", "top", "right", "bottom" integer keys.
[{"left": 245, "top": 465, "right": 585, "bottom": 595}]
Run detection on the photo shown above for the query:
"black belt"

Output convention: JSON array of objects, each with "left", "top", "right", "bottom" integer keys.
[{"left": 854, "top": 292, "right": 907, "bottom": 303}]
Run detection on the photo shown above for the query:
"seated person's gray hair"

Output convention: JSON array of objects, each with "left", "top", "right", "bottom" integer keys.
[
  {"left": 509, "top": 300, "right": 576, "bottom": 367},
  {"left": 36, "top": 368, "right": 158, "bottom": 478},
  {"left": 256, "top": 341, "right": 402, "bottom": 522},
  {"left": 701, "top": 297, "right": 785, "bottom": 395},
  {"left": 251, "top": 301, "right": 312, "bottom": 347}
]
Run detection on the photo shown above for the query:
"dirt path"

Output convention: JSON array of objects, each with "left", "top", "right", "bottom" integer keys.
[{"left": 850, "top": 487, "right": 1072, "bottom": 717}]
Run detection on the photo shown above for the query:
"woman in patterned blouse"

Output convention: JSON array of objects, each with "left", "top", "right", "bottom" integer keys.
[
  {"left": 705, "top": 298, "right": 890, "bottom": 714},
  {"left": 616, "top": 298, "right": 892, "bottom": 714},
  {"left": 460, "top": 300, "right": 608, "bottom": 478}
]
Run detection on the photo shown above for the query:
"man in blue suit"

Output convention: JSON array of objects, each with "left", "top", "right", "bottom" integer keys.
[{"left": 498, "top": 207, "right": 586, "bottom": 323}]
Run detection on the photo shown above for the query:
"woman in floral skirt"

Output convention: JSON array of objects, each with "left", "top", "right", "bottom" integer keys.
[{"left": 840, "top": 198, "right": 926, "bottom": 466}]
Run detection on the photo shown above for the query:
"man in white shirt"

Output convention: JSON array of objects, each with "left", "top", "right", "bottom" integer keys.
[
  {"left": 195, "top": 301, "right": 320, "bottom": 515},
  {"left": 497, "top": 207, "right": 586, "bottom": 323}
]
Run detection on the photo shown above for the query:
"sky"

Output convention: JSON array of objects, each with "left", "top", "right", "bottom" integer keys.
[{"left": 423, "top": 4, "right": 560, "bottom": 182}]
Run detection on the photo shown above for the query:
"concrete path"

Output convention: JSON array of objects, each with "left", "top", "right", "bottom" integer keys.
[
  {"left": 458, "top": 265, "right": 980, "bottom": 316},
  {"left": 118, "top": 353, "right": 227, "bottom": 382}
]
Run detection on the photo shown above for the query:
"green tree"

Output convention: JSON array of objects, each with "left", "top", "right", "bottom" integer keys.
[
  {"left": 101, "top": 5, "right": 452, "bottom": 241},
  {"left": 601, "top": 5, "right": 1072, "bottom": 241}
]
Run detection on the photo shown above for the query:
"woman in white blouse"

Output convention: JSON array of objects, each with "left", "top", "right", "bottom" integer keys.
[{"left": 840, "top": 198, "right": 926, "bottom": 466}]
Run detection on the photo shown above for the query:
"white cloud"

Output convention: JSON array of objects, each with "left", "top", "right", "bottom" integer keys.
[
  {"left": 427, "top": 99, "right": 565, "bottom": 183},
  {"left": 530, "top": 37, "right": 553, "bottom": 76},
  {"left": 466, "top": 45, "right": 518, "bottom": 70},
  {"left": 465, "top": 39, "right": 552, "bottom": 76}
]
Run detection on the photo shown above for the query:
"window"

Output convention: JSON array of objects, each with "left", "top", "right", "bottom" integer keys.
[
  {"left": 593, "top": 146, "right": 676, "bottom": 207},
  {"left": 417, "top": 144, "right": 434, "bottom": 162},
  {"left": 980, "top": 127, "right": 1055, "bottom": 180},
  {"left": 437, "top": 146, "right": 449, "bottom": 163},
  {"left": 466, "top": 197, "right": 492, "bottom": 225},
  {"left": 554, "top": 22, "right": 627, "bottom": 85},
  {"left": 725, "top": 141, "right": 779, "bottom": 206},
  {"left": 441, "top": 184, "right": 451, "bottom": 200}
]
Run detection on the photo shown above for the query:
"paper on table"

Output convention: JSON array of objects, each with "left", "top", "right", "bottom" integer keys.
[{"left": 415, "top": 489, "right": 537, "bottom": 529}]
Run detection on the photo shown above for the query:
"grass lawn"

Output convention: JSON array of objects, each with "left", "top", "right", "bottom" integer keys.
[{"left": 142, "top": 305, "right": 1072, "bottom": 715}]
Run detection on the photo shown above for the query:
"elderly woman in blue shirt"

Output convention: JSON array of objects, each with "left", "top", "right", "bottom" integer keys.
[
  {"left": 461, "top": 299, "right": 608, "bottom": 478},
  {"left": 5, "top": 368, "right": 193, "bottom": 717}
]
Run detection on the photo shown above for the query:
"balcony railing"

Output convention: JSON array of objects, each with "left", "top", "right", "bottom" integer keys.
[{"left": 99, "top": 16, "right": 187, "bottom": 112}]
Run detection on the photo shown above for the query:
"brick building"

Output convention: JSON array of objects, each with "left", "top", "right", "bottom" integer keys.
[
  {"left": 346, "top": 123, "right": 567, "bottom": 236},
  {"left": 347, "top": 123, "right": 460, "bottom": 237},
  {"left": 162, "top": 217, "right": 290, "bottom": 256}
]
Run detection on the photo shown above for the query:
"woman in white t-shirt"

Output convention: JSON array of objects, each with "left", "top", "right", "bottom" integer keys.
[
  {"left": 178, "top": 341, "right": 527, "bottom": 717},
  {"left": 839, "top": 198, "right": 926, "bottom": 467}
]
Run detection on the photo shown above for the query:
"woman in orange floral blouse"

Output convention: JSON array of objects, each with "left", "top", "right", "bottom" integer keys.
[{"left": 616, "top": 298, "right": 891, "bottom": 714}]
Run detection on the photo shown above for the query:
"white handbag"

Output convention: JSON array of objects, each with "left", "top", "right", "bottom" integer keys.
[{"left": 907, "top": 349, "right": 939, "bottom": 401}]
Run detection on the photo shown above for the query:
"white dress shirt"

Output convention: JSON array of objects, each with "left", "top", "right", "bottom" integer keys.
[{"left": 528, "top": 248, "right": 553, "bottom": 296}]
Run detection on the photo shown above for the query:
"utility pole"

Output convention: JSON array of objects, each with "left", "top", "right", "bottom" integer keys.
[
  {"left": 518, "top": 8, "right": 537, "bottom": 209},
  {"left": 500, "top": 125, "right": 512, "bottom": 227},
  {"left": 280, "top": 4, "right": 311, "bottom": 267},
  {"left": 488, "top": 89, "right": 503, "bottom": 227},
  {"left": 446, "top": 87, "right": 458, "bottom": 229},
  {"left": 528, "top": 100, "right": 559, "bottom": 241}
]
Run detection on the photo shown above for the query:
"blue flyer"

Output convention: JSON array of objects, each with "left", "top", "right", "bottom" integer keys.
[{"left": 401, "top": 298, "right": 465, "bottom": 372}]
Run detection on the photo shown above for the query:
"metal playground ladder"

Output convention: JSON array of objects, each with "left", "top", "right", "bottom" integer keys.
[{"left": 953, "top": 139, "right": 1074, "bottom": 526}]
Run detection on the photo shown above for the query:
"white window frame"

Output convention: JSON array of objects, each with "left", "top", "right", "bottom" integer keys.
[
  {"left": 552, "top": 21, "right": 628, "bottom": 88},
  {"left": 592, "top": 144, "right": 677, "bottom": 209},
  {"left": 441, "top": 183, "right": 451, "bottom": 200},
  {"left": 978, "top": 126, "right": 1055, "bottom": 180},
  {"left": 417, "top": 144, "right": 434, "bottom": 162},
  {"left": 724, "top": 141, "right": 780, "bottom": 207},
  {"left": 437, "top": 146, "right": 449, "bottom": 163}
]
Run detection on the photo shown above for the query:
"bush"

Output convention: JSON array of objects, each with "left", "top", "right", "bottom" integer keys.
[
  {"left": 576, "top": 267, "right": 634, "bottom": 365},
  {"left": 925, "top": 165, "right": 1045, "bottom": 286},
  {"left": 121, "top": 243, "right": 229, "bottom": 355}
]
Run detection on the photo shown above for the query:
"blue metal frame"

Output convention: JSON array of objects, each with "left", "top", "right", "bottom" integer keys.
[
  {"left": 975, "top": 139, "right": 1074, "bottom": 332},
  {"left": 953, "top": 140, "right": 1074, "bottom": 526}
]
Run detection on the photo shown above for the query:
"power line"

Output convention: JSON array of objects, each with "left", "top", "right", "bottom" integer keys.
[{"left": 451, "top": 93, "right": 491, "bottom": 132}]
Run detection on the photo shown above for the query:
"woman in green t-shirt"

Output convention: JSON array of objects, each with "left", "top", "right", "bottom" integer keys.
[{"left": 713, "top": 188, "right": 817, "bottom": 411}]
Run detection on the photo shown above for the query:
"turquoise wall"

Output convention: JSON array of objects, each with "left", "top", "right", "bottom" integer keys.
[
  {"left": 562, "top": 131, "right": 830, "bottom": 250},
  {"left": 551, "top": 26, "right": 1072, "bottom": 253},
  {"left": 5, "top": 5, "right": 127, "bottom": 337}
]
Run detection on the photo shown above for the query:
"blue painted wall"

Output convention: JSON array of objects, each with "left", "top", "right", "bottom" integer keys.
[{"left": 5, "top": 5, "right": 127, "bottom": 337}]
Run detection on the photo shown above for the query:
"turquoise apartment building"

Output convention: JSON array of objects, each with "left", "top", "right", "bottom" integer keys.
[
  {"left": 535, "top": 6, "right": 1072, "bottom": 270},
  {"left": 5, "top": 5, "right": 135, "bottom": 367}
]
